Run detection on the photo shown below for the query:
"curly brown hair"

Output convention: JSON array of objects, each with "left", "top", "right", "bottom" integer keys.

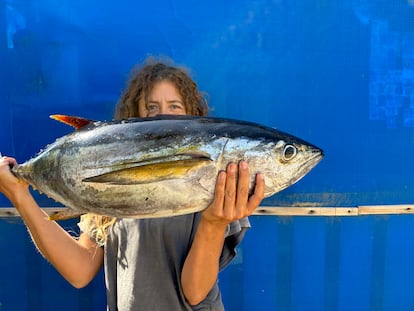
[
  {"left": 80, "top": 56, "right": 209, "bottom": 245},
  {"left": 114, "top": 56, "right": 208, "bottom": 119}
]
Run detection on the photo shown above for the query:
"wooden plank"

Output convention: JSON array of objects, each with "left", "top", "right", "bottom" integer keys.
[
  {"left": 332, "top": 207, "right": 359, "bottom": 216},
  {"left": 255, "top": 205, "right": 414, "bottom": 216},
  {"left": 254, "top": 207, "right": 359, "bottom": 216},
  {"left": 1, "top": 206, "right": 358, "bottom": 217},
  {"left": 358, "top": 204, "right": 414, "bottom": 215},
  {"left": 0, "top": 207, "right": 64, "bottom": 217},
  {"left": 0, "top": 205, "right": 414, "bottom": 218}
]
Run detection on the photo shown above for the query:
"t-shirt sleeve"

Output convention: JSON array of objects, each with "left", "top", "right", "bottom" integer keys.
[{"left": 218, "top": 217, "right": 251, "bottom": 270}]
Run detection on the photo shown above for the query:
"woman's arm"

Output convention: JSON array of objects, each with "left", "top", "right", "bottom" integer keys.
[
  {"left": 0, "top": 156, "right": 103, "bottom": 288},
  {"left": 181, "top": 160, "right": 265, "bottom": 305}
]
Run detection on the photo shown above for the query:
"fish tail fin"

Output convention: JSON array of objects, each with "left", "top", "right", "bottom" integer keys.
[
  {"left": 50, "top": 115, "right": 95, "bottom": 130},
  {"left": 48, "top": 208, "right": 85, "bottom": 221}
]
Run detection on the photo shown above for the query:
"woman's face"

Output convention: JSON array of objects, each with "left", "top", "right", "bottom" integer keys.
[{"left": 139, "top": 80, "right": 187, "bottom": 117}]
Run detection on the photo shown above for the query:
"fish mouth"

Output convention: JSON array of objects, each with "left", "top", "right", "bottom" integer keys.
[
  {"left": 303, "top": 148, "right": 324, "bottom": 171},
  {"left": 280, "top": 148, "right": 323, "bottom": 190}
]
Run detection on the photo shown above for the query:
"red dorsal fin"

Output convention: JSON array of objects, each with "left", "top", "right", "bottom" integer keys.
[{"left": 50, "top": 115, "right": 95, "bottom": 129}]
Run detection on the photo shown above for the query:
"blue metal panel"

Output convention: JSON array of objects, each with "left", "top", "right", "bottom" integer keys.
[
  {"left": 220, "top": 215, "right": 414, "bottom": 311},
  {"left": 0, "top": 219, "right": 106, "bottom": 310},
  {"left": 1, "top": 0, "right": 414, "bottom": 310}
]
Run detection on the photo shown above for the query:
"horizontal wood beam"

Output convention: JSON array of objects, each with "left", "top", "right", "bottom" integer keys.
[
  {"left": 1, "top": 205, "right": 414, "bottom": 218},
  {"left": 254, "top": 207, "right": 359, "bottom": 216}
]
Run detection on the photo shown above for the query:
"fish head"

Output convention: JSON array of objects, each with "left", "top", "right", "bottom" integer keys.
[{"left": 264, "top": 138, "right": 323, "bottom": 195}]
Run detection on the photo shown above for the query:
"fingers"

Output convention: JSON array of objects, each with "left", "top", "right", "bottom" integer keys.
[
  {"left": 246, "top": 173, "right": 265, "bottom": 213},
  {"left": 1, "top": 155, "right": 15, "bottom": 165},
  {"left": 212, "top": 170, "right": 226, "bottom": 211},
  {"left": 0, "top": 154, "right": 17, "bottom": 169},
  {"left": 223, "top": 163, "right": 237, "bottom": 218},
  {"left": 219, "top": 161, "right": 265, "bottom": 220},
  {"left": 233, "top": 161, "right": 265, "bottom": 216},
  {"left": 233, "top": 161, "right": 250, "bottom": 218}
]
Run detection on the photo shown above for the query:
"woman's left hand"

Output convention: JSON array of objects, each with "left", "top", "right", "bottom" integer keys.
[{"left": 202, "top": 160, "right": 265, "bottom": 226}]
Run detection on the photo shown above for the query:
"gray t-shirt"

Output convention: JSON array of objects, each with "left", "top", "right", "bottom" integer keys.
[{"left": 82, "top": 213, "right": 250, "bottom": 311}]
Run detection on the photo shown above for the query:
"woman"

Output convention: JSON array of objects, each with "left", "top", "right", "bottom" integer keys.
[{"left": 0, "top": 57, "right": 265, "bottom": 310}]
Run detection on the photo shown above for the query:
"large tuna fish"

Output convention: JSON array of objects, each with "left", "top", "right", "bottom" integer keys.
[{"left": 12, "top": 115, "right": 323, "bottom": 220}]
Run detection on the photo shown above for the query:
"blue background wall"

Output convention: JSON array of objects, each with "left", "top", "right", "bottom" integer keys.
[{"left": 1, "top": 1, "right": 414, "bottom": 310}]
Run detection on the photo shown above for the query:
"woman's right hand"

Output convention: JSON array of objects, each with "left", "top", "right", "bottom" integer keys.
[{"left": 0, "top": 155, "right": 29, "bottom": 201}]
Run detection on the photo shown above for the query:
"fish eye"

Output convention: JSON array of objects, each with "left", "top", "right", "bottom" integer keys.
[{"left": 283, "top": 144, "right": 297, "bottom": 161}]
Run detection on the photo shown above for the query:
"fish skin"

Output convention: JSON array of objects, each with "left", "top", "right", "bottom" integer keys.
[{"left": 12, "top": 115, "right": 324, "bottom": 220}]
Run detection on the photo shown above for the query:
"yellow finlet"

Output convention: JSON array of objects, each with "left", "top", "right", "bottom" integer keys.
[{"left": 48, "top": 208, "right": 85, "bottom": 221}]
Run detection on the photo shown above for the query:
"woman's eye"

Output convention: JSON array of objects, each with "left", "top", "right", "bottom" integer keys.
[
  {"left": 170, "top": 103, "right": 184, "bottom": 110},
  {"left": 147, "top": 104, "right": 159, "bottom": 112}
]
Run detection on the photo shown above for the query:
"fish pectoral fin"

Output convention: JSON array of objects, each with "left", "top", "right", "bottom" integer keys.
[
  {"left": 82, "top": 158, "right": 212, "bottom": 185},
  {"left": 50, "top": 115, "right": 95, "bottom": 129},
  {"left": 48, "top": 209, "right": 85, "bottom": 221}
]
